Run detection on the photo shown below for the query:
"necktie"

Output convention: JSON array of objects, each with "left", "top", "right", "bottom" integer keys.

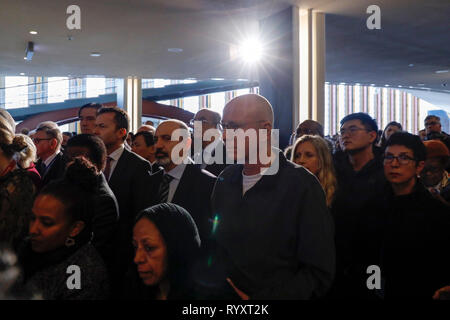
[
  {"left": 103, "top": 156, "right": 113, "bottom": 181},
  {"left": 158, "top": 174, "right": 174, "bottom": 203}
]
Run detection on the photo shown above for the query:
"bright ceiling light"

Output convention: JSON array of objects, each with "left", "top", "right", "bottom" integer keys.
[
  {"left": 238, "top": 37, "right": 263, "bottom": 64},
  {"left": 20, "top": 72, "right": 25, "bottom": 76},
  {"left": 435, "top": 70, "right": 449, "bottom": 74},
  {"left": 90, "top": 52, "right": 101, "bottom": 57},
  {"left": 168, "top": 48, "right": 183, "bottom": 53},
  {"left": 29, "top": 30, "right": 38, "bottom": 35}
]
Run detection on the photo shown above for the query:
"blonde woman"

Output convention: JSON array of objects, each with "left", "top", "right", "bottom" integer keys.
[{"left": 291, "top": 135, "right": 337, "bottom": 207}]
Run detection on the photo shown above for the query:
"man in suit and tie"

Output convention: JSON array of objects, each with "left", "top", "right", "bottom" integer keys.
[
  {"left": 190, "top": 109, "right": 230, "bottom": 176},
  {"left": 34, "top": 123, "right": 66, "bottom": 187},
  {"left": 150, "top": 119, "right": 216, "bottom": 244},
  {"left": 94, "top": 106, "right": 153, "bottom": 293}
]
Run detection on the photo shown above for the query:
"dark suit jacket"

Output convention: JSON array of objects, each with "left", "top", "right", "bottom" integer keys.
[
  {"left": 149, "top": 164, "right": 217, "bottom": 245},
  {"left": 36, "top": 152, "right": 66, "bottom": 187},
  {"left": 195, "top": 141, "right": 231, "bottom": 177},
  {"left": 106, "top": 148, "right": 154, "bottom": 294},
  {"left": 91, "top": 173, "right": 120, "bottom": 269}
]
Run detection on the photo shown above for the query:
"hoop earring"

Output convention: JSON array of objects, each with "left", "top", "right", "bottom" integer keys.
[{"left": 65, "top": 237, "right": 75, "bottom": 247}]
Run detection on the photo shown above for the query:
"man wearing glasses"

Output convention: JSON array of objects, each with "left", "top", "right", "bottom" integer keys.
[
  {"left": 330, "top": 112, "right": 387, "bottom": 299},
  {"left": 190, "top": 108, "right": 229, "bottom": 176},
  {"left": 424, "top": 115, "right": 450, "bottom": 158},
  {"left": 33, "top": 122, "right": 66, "bottom": 187}
]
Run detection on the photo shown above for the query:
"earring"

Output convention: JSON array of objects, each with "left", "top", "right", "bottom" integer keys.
[{"left": 65, "top": 237, "right": 75, "bottom": 247}]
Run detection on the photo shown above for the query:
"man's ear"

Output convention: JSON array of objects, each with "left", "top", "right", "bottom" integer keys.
[
  {"left": 50, "top": 138, "right": 58, "bottom": 150},
  {"left": 368, "top": 130, "right": 377, "bottom": 144},
  {"left": 118, "top": 128, "right": 127, "bottom": 140},
  {"left": 69, "top": 221, "right": 85, "bottom": 238}
]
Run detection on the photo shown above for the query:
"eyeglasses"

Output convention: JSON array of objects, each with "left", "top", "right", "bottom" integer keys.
[
  {"left": 383, "top": 154, "right": 416, "bottom": 165},
  {"left": 33, "top": 138, "right": 52, "bottom": 144},
  {"left": 189, "top": 119, "right": 220, "bottom": 129},
  {"left": 220, "top": 120, "right": 266, "bottom": 130},
  {"left": 339, "top": 127, "right": 370, "bottom": 136}
]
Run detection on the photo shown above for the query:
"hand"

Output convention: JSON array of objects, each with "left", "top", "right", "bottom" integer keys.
[
  {"left": 433, "top": 286, "right": 450, "bottom": 300},
  {"left": 227, "top": 278, "right": 250, "bottom": 300}
]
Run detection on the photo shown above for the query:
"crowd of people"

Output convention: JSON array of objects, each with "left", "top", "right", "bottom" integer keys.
[{"left": 0, "top": 94, "right": 449, "bottom": 300}]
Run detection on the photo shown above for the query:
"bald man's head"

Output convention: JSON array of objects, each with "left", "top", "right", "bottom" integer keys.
[
  {"left": 137, "top": 125, "right": 156, "bottom": 134},
  {"left": 223, "top": 94, "right": 274, "bottom": 127},
  {"left": 194, "top": 109, "right": 221, "bottom": 125}
]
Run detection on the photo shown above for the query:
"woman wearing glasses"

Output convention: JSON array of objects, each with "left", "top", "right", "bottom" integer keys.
[{"left": 373, "top": 132, "right": 450, "bottom": 298}]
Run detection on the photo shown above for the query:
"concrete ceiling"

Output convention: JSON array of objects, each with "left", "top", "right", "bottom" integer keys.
[{"left": 0, "top": 0, "right": 449, "bottom": 95}]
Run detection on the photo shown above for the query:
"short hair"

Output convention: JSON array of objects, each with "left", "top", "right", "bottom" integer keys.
[
  {"left": 36, "top": 121, "right": 58, "bottom": 130},
  {"left": 35, "top": 125, "right": 63, "bottom": 148},
  {"left": 78, "top": 103, "right": 102, "bottom": 118},
  {"left": 63, "top": 131, "right": 73, "bottom": 138},
  {"left": 132, "top": 131, "right": 155, "bottom": 147},
  {"left": 66, "top": 134, "right": 107, "bottom": 171},
  {"left": 97, "top": 106, "right": 129, "bottom": 140},
  {"left": 340, "top": 112, "right": 378, "bottom": 133},
  {"left": 424, "top": 115, "right": 440, "bottom": 123},
  {"left": 385, "top": 132, "right": 426, "bottom": 162}
]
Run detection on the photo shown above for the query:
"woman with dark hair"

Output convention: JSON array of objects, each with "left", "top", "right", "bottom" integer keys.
[
  {"left": 17, "top": 157, "right": 110, "bottom": 300},
  {"left": 378, "top": 121, "right": 402, "bottom": 150},
  {"left": 124, "top": 203, "right": 201, "bottom": 300},
  {"left": 362, "top": 132, "right": 450, "bottom": 299}
]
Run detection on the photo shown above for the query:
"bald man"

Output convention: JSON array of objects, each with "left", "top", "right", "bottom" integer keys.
[
  {"left": 137, "top": 124, "right": 156, "bottom": 134},
  {"left": 209, "top": 94, "right": 335, "bottom": 299},
  {"left": 191, "top": 108, "right": 230, "bottom": 176},
  {"left": 148, "top": 119, "right": 216, "bottom": 244}
]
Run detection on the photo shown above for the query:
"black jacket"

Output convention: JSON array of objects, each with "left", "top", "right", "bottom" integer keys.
[
  {"left": 209, "top": 152, "right": 335, "bottom": 299},
  {"left": 36, "top": 152, "right": 66, "bottom": 187},
  {"left": 149, "top": 164, "right": 216, "bottom": 244},
  {"left": 194, "top": 141, "right": 231, "bottom": 177},
  {"left": 91, "top": 173, "right": 119, "bottom": 268}
]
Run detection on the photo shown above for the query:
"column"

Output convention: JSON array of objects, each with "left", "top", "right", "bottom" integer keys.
[{"left": 117, "top": 77, "right": 142, "bottom": 133}]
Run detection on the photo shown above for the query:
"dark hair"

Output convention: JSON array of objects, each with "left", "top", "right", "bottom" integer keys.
[
  {"left": 385, "top": 132, "right": 426, "bottom": 163},
  {"left": 63, "top": 131, "right": 73, "bottom": 138},
  {"left": 39, "top": 157, "right": 98, "bottom": 232},
  {"left": 340, "top": 112, "right": 378, "bottom": 133},
  {"left": 78, "top": 103, "right": 102, "bottom": 118},
  {"left": 97, "top": 106, "right": 129, "bottom": 140},
  {"left": 424, "top": 115, "right": 440, "bottom": 123},
  {"left": 134, "top": 203, "right": 201, "bottom": 298},
  {"left": 132, "top": 131, "right": 155, "bottom": 147},
  {"left": 66, "top": 134, "right": 107, "bottom": 171},
  {"left": 380, "top": 121, "right": 403, "bottom": 148}
]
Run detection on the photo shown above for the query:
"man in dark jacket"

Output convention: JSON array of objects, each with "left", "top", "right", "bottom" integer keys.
[
  {"left": 209, "top": 94, "right": 335, "bottom": 300},
  {"left": 330, "top": 112, "right": 387, "bottom": 299},
  {"left": 149, "top": 119, "right": 216, "bottom": 244}
]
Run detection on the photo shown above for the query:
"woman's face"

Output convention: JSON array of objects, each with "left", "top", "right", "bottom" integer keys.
[
  {"left": 384, "top": 145, "right": 423, "bottom": 185},
  {"left": 133, "top": 218, "right": 168, "bottom": 287},
  {"left": 293, "top": 141, "right": 320, "bottom": 176},
  {"left": 29, "top": 194, "right": 81, "bottom": 253},
  {"left": 131, "top": 135, "right": 154, "bottom": 161},
  {"left": 385, "top": 125, "right": 401, "bottom": 141}
]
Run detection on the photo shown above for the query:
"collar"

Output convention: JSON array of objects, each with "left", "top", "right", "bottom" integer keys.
[
  {"left": 108, "top": 144, "right": 125, "bottom": 161},
  {"left": 167, "top": 163, "right": 187, "bottom": 181},
  {"left": 43, "top": 151, "right": 59, "bottom": 167}
]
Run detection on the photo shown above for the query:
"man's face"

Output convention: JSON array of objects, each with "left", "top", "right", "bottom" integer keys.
[
  {"left": 222, "top": 103, "right": 270, "bottom": 162},
  {"left": 154, "top": 122, "right": 190, "bottom": 169},
  {"left": 94, "top": 112, "right": 125, "bottom": 149},
  {"left": 192, "top": 110, "right": 218, "bottom": 147},
  {"left": 62, "top": 134, "right": 70, "bottom": 147},
  {"left": 425, "top": 118, "right": 441, "bottom": 135},
  {"left": 132, "top": 135, "right": 155, "bottom": 162},
  {"left": 79, "top": 107, "right": 98, "bottom": 134},
  {"left": 421, "top": 157, "right": 445, "bottom": 187},
  {"left": 34, "top": 130, "right": 56, "bottom": 160},
  {"left": 384, "top": 125, "right": 401, "bottom": 141},
  {"left": 339, "top": 119, "right": 376, "bottom": 153}
]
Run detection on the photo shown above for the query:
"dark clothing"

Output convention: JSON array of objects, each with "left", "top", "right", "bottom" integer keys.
[
  {"left": 209, "top": 152, "right": 335, "bottom": 299},
  {"left": 123, "top": 203, "right": 202, "bottom": 300},
  {"left": 194, "top": 141, "right": 231, "bottom": 177},
  {"left": 106, "top": 148, "right": 153, "bottom": 296},
  {"left": 149, "top": 164, "right": 216, "bottom": 245},
  {"left": 0, "top": 169, "right": 36, "bottom": 250},
  {"left": 379, "top": 183, "right": 450, "bottom": 299},
  {"left": 91, "top": 173, "right": 119, "bottom": 269},
  {"left": 18, "top": 242, "right": 109, "bottom": 300},
  {"left": 330, "top": 147, "right": 387, "bottom": 298},
  {"left": 35, "top": 152, "right": 66, "bottom": 187}
]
